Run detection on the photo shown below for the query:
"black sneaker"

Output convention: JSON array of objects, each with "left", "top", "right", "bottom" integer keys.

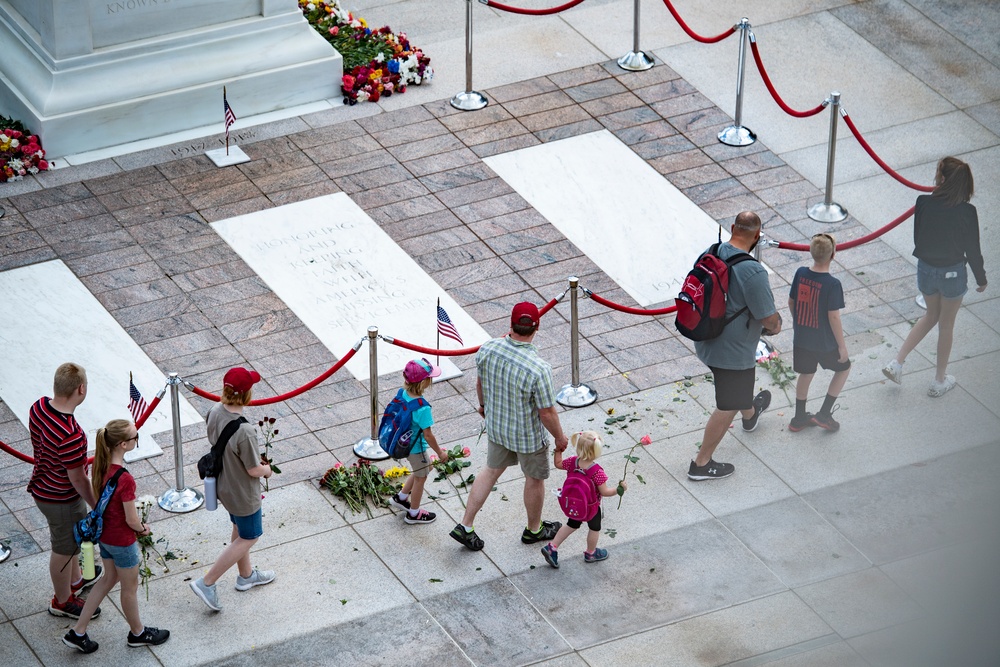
[
  {"left": 71, "top": 565, "right": 103, "bottom": 593},
  {"left": 788, "top": 413, "right": 816, "bottom": 432},
  {"left": 63, "top": 630, "right": 99, "bottom": 654},
  {"left": 811, "top": 411, "right": 840, "bottom": 432},
  {"left": 449, "top": 524, "right": 484, "bottom": 551},
  {"left": 127, "top": 626, "right": 170, "bottom": 647},
  {"left": 687, "top": 459, "right": 735, "bottom": 481},
  {"left": 521, "top": 520, "right": 561, "bottom": 544},
  {"left": 742, "top": 390, "right": 772, "bottom": 432},
  {"left": 389, "top": 493, "right": 411, "bottom": 511}
]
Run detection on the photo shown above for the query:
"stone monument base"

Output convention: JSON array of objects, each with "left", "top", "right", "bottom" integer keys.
[{"left": 0, "top": 1, "right": 341, "bottom": 158}]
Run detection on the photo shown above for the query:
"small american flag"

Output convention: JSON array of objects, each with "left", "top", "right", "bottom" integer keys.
[
  {"left": 129, "top": 377, "right": 147, "bottom": 422},
  {"left": 437, "top": 305, "right": 463, "bottom": 345},
  {"left": 224, "top": 90, "right": 236, "bottom": 140}
]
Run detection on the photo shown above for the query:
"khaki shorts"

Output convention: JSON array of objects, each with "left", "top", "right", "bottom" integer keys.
[
  {"left": 486, "top": 440, "right": 550, "bottom": 480},
  {"left": 35, "top": 497, "right": 87, "bottom": 556},
  {"left": 406, "top": 450, "right": 434, "bottom": 479}
]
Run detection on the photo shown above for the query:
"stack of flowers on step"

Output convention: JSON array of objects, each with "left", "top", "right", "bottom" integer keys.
[
  {"left": 299, "top": 1, "right": 432, "bottom": 104},
  {"left": 321, "top": 460, "right": 401, "bottom": 518},
  {"left": 0, "top": 116, "right": 48, "bottom": 183}
]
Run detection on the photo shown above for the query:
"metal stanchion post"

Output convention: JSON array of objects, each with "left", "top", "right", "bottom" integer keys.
[
  {"left": 450, "top": 0, "right": 488, "bottom": 111},
  {"left": 158, "top": 373, "right": 204, "bottom": 513},
  {"left": 718, "top": 18, "right": 756, "bottom": 147},
  {"left": 618, "top": 0, "right": 653, "bottom": 71},
  {"left": 354, "top": 327, "right": 390, "bottom": 460},
  {"left": 556, "top": 277, "right": 598, "bottom": 408},
  {"left": 808, "top": 92, "right": 848, "bottom": 223},
  {"left": 753, "top": 237, "right": 780, "bottom": 262}
]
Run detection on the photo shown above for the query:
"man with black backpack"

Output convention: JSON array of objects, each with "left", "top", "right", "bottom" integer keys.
[{"left": 687, "top": 212, "right": 781, "bottom": 481}]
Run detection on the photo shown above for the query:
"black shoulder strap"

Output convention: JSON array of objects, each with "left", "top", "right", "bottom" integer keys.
[
  {"left": 95, "top": 467, "right": 128, "bottom": 517},
  {"left": 211, "top": 416, "right": 248, "bottom": 459}
]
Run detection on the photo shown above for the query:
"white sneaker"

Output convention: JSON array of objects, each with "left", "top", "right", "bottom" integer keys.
[
  {"left": 235, "top": 568, "right": 276, "bottom": 591},
  {"left": 882, "top": 360, "right": 903, "bottom": 384},
  {"left": 928, "top": 375, "right": 956, "bottom": 398}
]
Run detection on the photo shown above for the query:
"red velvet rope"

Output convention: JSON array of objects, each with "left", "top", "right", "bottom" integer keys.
[
  {"left": 186, "top": 345, "right": 360, "bottom": 405},
  {"left": 841, "top": 114, "right": 935, "bottom": 193},
  {"left": 660, "top": 0, "right": 736, "bottom": 43},
  {"left": 777, "top": 206, "right": 915, "bottom": 251},
  {"left": 2, "top": 389, "right": 166, "bottom": 466},
  {"left": 386, "top": 296, "right": 562, "bottom": 357},
  {"left": 586, "top": 290, "right": 678, "bottom": 316},
  {"left": 749, "top": 40, "right": 827, "bottom": 118},
  {"left": 484, "top": 0, "right": 586, "bottom": 15}
]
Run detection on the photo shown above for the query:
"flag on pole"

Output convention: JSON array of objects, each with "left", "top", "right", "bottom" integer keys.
[
  {"left": 224, "top": 88, "right": 236, "bottom": 141},
  {"left": 437, "top": 305, "right": 463, "bottom": 345},
  {"left": 129, "top": 375, "right": 147, "bottom": 422}
]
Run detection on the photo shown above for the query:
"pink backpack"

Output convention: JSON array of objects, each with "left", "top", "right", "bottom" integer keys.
[{"left": 558, "top": 463, "right": 600, "bottom": 522}]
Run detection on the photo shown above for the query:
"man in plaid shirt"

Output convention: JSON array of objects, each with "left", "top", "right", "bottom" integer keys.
[{"left": 450, "top": 302, "right": 569, "bottom": 551}]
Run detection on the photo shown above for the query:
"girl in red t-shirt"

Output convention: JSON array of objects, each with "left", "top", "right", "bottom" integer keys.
[{"left": 62, "top": 419, "right": 170, "bottom": 654}]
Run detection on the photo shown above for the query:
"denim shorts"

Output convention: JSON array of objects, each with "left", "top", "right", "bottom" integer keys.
[
  {"left": 230, "top": 508, "right": 263, "bottom": 540},
  {"left": 917, "top": 260, "right": 967, "bottom": 300},
  {"left": 99, "top": 541, "right": 141, "bottom": 569}
]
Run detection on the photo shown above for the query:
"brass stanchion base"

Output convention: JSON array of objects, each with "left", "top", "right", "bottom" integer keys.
[
  {"left": 718, "top": 125, "right": 756, "bottom": 147},
  {"left": 353, "top": 437, "right": 390, "bottom": 461},
  {"left": 158, "top": 487, "right": 204, "bottom": 513},
  {"left": 450, "top": 91, "right": 488, "bottom": 111},
  {"left": 617, "top": 51, "right": 654, "bottom": 71},
  {"left": 556, "top": 383, "right": 598, "bottom": 408},
  {"left": 807, "top": 201, "right": 848, "bottom": 223}
]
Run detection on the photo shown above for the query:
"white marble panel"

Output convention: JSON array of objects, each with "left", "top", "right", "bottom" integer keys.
[
  {"left": 210, "top": 193, "right": 490, "bottom": 381},
  {"left": 484, "top": 129, "right": 729, "bottom": 306},
  {"left": 0, "top": 261, "right": 202, "bottom": 461}
]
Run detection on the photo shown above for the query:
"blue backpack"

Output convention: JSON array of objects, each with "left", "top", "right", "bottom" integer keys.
[
  {"left": 73, "top": 467, "right": 127, "bottom": 545},
  {"left": 377, "top": 389, "right": 429, "bottom": 459}
]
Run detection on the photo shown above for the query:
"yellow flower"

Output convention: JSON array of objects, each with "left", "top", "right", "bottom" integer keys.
[{"left": 383, "top": 466, "right": 411, "bottom": 479}]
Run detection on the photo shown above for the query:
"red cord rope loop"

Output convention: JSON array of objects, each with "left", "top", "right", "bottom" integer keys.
[
  {"left": 777, "top": 206, "right": 915, "bottom": 251},
  {"left": 841, "top": 113, "right": 935, "bottom": 192},
  {"left": 583, "top": 288, "right": 678, "bottom": 316},
  {"left": 0, "top": 439, "right": 34, "bottom": 464},
  {"left": 385, "top": 295, "right": 563, "bottom": 357},
  {"left": 484, "top": 0, "right": 586, "bottom": 16},
  {"left": 134, "top": 392, "right": 163, "bottom": 430},
  {"left": 184, "top": 343, "right": 361, "bottom": 405},
  {"left": 749, "top": 37, "right": 827, "bottom": 118},
  {"left": 660, "top": 0, "right": 737, "bottom": 43}
]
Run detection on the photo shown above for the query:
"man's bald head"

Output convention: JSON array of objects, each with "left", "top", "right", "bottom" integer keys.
[{"left": 733, "top": 211, "right": 761, "bottom": 235}]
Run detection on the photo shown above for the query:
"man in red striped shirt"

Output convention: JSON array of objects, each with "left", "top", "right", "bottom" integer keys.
[{"left": 28, "top": 363, "right": 102, "bottom": 619}]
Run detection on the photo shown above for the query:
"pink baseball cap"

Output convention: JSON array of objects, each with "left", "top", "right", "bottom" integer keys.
[
  {"left": 404, "top": 358, "right": 442, "bottom": 383},
  {"left": 511, "top": 301, "right": 540, "bottom": 327},
  {"left": 223, "top": 367, "right": 261, "bottom": 393}
]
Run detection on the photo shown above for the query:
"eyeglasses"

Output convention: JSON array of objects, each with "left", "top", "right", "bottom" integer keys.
[
  {"left": 812, "top": 233, "right": 836, "bottom": 247},
  {"left": 124, "top": 435, "right": 139, "bottom": 444}
]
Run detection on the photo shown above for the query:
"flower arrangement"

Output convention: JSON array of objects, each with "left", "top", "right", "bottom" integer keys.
[
  {"left": 256, "top": 416, "right": 281, "bottom": 491},
  {"left": 616, "top": 434, "right": 650, "bottom": 508},
  {"left": 757, "top": 350, "right": 797, "bottom": 402},
  {"left": 299, "top": 1, "right": 432, "bottom": 104},
  {"left": 135, "top": 496, "right": 176, "bottom": 601},
  {"left": 321, "top": 460, "right": 400, "bottom": 518},
  {"left": 0, "top": 116, "right": 48, "bottom": 183}
]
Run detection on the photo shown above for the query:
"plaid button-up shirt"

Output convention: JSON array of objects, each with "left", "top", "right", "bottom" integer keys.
[{"left": 476, "top": 335, "right": 556, "bottom": 454}]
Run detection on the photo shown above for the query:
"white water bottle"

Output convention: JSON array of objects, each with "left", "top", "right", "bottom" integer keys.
[{"left": 204, "top": 477, "right": 218, "bottom": 511}]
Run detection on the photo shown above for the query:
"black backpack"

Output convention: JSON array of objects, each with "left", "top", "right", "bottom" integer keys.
[{"left": 197, "top": 416, "right": 248, "bottom": 480}]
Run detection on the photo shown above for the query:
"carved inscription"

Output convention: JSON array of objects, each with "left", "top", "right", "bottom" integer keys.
[
  {"left": 170, "top": 129, "right": 259, "bottom": 157},
  {"left": 106, "top": 0, "right": 172, "bottom": 14}
]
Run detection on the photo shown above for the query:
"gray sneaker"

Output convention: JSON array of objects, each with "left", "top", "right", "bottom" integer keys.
[
  {"left": 189, "top": 577, "right": 221, "bottom": 611},
  {"left": 235, "top": 568, "right": 276, "bottom": 591}
]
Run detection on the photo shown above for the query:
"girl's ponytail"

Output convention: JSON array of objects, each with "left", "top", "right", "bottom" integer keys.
[{"left": 91, "top": 419, "right": 133, "bottom": 500}]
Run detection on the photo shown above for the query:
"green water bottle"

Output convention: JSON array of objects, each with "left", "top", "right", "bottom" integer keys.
[{"left": 81, "top": 541, "right": 95, "bottom": 580}]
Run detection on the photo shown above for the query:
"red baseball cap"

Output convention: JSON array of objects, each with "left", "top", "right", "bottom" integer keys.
[
  {"left": 223, "top": 367, "right": 261, "bottom": 393},
  {"left": 511, "top": 302, "right": 540, "bottom": 327},
  {"left": 404, "top": 358, "right": 442, "bottom": 383}
]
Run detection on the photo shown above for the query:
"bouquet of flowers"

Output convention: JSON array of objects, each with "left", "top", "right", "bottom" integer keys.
[
  {"left": 299, "top": 1, "right": 432, "bottom": 104},
  {"left": 431, "top": 445, "right": 472, "bottom": 484},
  {"left": 0, "top": 116, "right": 48, "bottom": 183},
  {"left": 135, "top": 496, "right": 174, "bottom": 601},
  {"left": 321, "top": 461, "right": 400, "bottom": 518},
  {"left": 757, "top": 349, "right": 796, "bottom": 402},
  {"left": 256, "top": 416, "right": 281, "bottom": 491}
]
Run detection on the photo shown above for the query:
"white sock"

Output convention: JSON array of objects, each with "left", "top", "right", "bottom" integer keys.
[
  {"left": 408, "top": 508, "right": 420, "bottom": 517},
  {"left": 398, "top": 492, "right": 409, "bottom": 500},
  {"left": 461, "top": 524, "right": 473, "bottom": 532}
]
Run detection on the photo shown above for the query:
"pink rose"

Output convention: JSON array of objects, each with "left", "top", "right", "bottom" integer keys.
[
  {"left": 37, "top": 159, "right": 48, "bottom": 170},
  {"left": 640, "top": 435, "right": 652, "bottom": 446},
  {"left": 462, "top": 447, "right": 471, "bottom": 457}
]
